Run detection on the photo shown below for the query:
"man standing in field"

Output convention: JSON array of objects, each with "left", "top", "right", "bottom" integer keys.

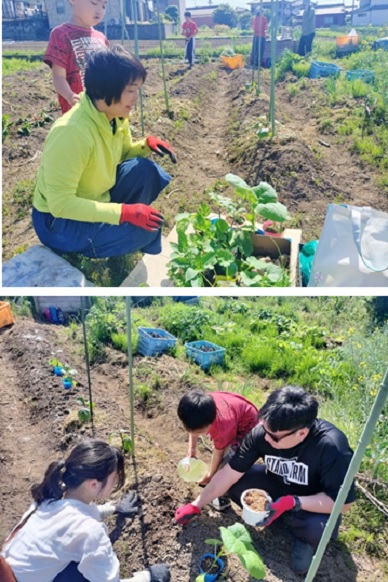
[
  {"left": 298, "top": 0, "right": 316, "bottom": 56},
  {"left": 251, "top": 8, "right": 268, "bottom": 68},
  {"left": 175, "top": 386, "right": 356, "bottom": 576},
  {"left": 181, "top": 11, "right": 199, "bottom": 69}
]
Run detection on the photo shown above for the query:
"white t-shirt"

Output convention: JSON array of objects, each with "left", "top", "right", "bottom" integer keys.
[{"left": 2, "top": 499, "right": 150, "bottom": 582}]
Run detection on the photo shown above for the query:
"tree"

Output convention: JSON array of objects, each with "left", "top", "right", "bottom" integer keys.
[
  {"left": 213, "top": 3, "right": 238, "bottom": 28},
  {"left": 165, "top": 5, "right": 179, "bottom": 24},
  {"left": 239, "top": 11, "right": 252, "bottom": 31}
]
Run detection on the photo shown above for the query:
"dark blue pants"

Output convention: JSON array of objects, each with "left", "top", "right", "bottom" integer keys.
[
  {"left": 32, "top": 158, "right": 171, "bottom": 258},
  {"left": 251, "top": 36, "right": 266, "bottom": 67},
  {"left": 298, "top": 33, "right": 315, "bottom": 56},
  {"left": 185, "top": 38, "right": 195, "bottom": 66},
  {"left": 53, "top": 562, "right": 88, "bottom": 581},
  {"left": 228, "top": 464, "right": 341, "bottom": 548}
]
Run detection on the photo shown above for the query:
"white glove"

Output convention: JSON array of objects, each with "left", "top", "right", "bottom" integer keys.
[
  {"left": 122, "top": 571, "right": 151, "bottom": 582},
  {"left": 97, "top": 502, "right": 116, "bottom": 519}
]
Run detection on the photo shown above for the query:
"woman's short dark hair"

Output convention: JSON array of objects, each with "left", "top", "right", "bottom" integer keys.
[
  {"left": 31, "top": 439, "right": 125, "bottom": 504},
  {"left": 178, "top": 390, "right": 216, "bottom": 430},
  {"left": 184, "top": 11, "right": 191, "bottom": 17},
  {"left": 258, "top": 386, "right": 318, "bottom": 432},
  {"left": 85, "top": 45, "right": 147, "bottom": 106}
]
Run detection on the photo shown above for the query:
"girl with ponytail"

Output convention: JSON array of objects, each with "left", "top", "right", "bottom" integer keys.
[{"left": 1, "top": 440, "right": 170, "bottom": 582}]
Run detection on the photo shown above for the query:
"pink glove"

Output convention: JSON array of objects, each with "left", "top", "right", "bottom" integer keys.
[
  {"left": 257, "top": 495, "right": 298, "bottom": 527},
  {"left": 174, "top": 503, "right": 201, "bottom": 525},
  {"left": 120, "top": 203, "right": 163, "bottom": 231},
  {"left": 146, "top": 136, "right": 177, "bottom": 164}
]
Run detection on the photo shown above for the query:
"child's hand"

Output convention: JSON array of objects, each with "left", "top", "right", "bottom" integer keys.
[
  {"left": 68, "top": 92, "right": 81, "bottom": 106},
  {"left": 198, "top": 473, "right": 212, "bottom": 486}
]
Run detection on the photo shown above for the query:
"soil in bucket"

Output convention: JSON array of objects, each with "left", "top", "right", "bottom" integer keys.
[
  {"left": 243, "top": 490, "right": 268, "bottom": 512},
  {"left": 201, "top": 557, "right": 220, "bottom": 575}
]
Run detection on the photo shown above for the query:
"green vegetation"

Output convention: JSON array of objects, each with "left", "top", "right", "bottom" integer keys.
[{"left": 2, "top": 57, "right": 43, "bottom": 76}]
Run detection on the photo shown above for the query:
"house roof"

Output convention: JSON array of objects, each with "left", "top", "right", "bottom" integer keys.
[{"left": 353, "top": 3, "right": 388, "bottom": 9}]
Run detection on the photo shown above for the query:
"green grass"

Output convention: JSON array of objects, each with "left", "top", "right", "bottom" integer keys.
[{"left": 2, "top": 57, "right": 43, "bottom": 76}]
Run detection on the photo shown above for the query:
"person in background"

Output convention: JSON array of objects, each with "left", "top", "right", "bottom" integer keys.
[
  {"left": 298, "top": 0, "right": 316, "bottom": 56},
  {"left": 1, "top": 439, "right": 170, "bottom": 582},
  {"left": 44, "top": 0, "right": 109, "bottom": 114},
  {"left": 175, "top": 386, "right": 356, "bottom": 576},
  {"left": 177, "top": 390, "right": 259, "bottom": 510},
  {"left": 32, "top": 46, "right": 177, "bottom": 261},
  {"left": 181, "top": 11, "right": 198, "bottom": 69},
  {"left": 251, "top": 8, "right": 268, "bottom": 68}
]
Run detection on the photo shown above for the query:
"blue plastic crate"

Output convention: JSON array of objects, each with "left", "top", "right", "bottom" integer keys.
[
  {"left": 345, "top": 69, "right": 375, "bottom": 83},
  {"left": 137, "top": 327, "right": 177, "bottom": 357},
  {"left": 310, "top": 61, "right": 342, "bottom": 79},
  {"left": 185, "top": 340, "right": 226, "bottom": 371}
]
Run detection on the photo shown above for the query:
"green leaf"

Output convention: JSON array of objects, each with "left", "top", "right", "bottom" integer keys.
[
  {"left": 239, "top": 550, "right": 266, "bottom": 579},
  {"left": 214, "top": 219, "right": 230, "bottom": 234},
  {"left": 195, "top": 575, "right": 206, "bottom": 582},
  {"left": 239, "top": 270, "right": 263, "bottom": 286},
  {"left": 185, "top": 268, "right": 199, "bottom": 282},
  {"left": 252, "top": 182, "right": 278, "bottom": 203},
  {"left": 216, "top": 249, "right": 235, "bottom": 268},
  {"left": 204, "top": 538, "right": 222, "bottom": 545},
  {"left": 257, "top": 202, "right": 289, "bottom": 222},
  {"left": 78, "top": 408, "right": 91, "bottom": 423},
  {"left": 225, "top": 173, "right": 250, "bottom": 191},
  {"left": 221, "top": 523, "right": 253, "bottom": 547},
  {"left": 232, "top": 230, "right": 253, "bottom": 256}
]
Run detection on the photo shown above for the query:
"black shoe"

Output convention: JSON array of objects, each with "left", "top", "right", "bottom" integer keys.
[
  {"left": 291, "top": 539, "right": 314, "bottom": 575},
  {"left": 209, "top": 497, "right": 231, "bottom": 511}
]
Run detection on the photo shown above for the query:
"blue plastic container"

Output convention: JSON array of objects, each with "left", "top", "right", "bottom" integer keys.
[
  {"left": 345, "top": 69, "right": 375, "bottom": 83},
  {"left": 63, "top": 378, "right": 72, "bottom": 389},
  {"left": 53, "top": 366, "right": 64, "bottom": 376},
  {"left": 310, "top": 61, "right": 342, "bottom": 79},
  {"left": 185, "top": 340, "right": 225, "bottom": 371},
  {"left": 137, "top": 327, "right": 177, "bottom": 357},
  {"left": 199, "top": 554, "right": 225, "bottom": 582}
]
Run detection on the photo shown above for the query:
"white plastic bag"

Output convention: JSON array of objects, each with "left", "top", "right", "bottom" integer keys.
[
  {"left": 308, "top": 204, "right": 388, "bottom": 287},
  {"left": 2, "top": 245, "right": 94, "bottom": 287}
]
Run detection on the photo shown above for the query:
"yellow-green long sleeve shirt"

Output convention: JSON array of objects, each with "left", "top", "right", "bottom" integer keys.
[{"left": 33, "top": 92, "right": 151, "bottom": 225}]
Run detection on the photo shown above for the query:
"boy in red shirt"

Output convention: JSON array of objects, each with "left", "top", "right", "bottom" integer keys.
[
  {"left": 251, "top": 8, "right": 268, "bottom": 68},
  {"left": 44, "top": 0, "right": 109, "bottom": 114},
  {"left": 181, "top": 11, "right": 198, "bottom": 69},
  {"left": 177, "top": 390, "right": 259, "bottom": 509}
]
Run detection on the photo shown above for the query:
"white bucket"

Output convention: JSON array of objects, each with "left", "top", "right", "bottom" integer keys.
[{"left": 241, "top": 488, "right": 272, "bottom": 526}]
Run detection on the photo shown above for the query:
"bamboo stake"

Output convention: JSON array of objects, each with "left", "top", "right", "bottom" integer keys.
[
  {"left": 81, "top": 296, "right": 95, "bottom": 437},
  {"left": 125, "top": 297, "right": 135, "bottom": 456},
  {"left": 155, "top": 0, "right": 171, "bottom": 118},
  {"left": 304, "top": 366, "right": 388, "bottom": 582}
]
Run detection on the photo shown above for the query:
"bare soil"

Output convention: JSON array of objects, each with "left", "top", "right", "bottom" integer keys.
[
  {"left": 1, "top": 317, "right": 387, "bottom": 581},
  {"left": 2, "top": 59, "right": 387, "bottom": 281}
]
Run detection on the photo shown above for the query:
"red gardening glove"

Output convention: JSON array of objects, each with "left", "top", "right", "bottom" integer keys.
[
  {"left": 174, "top": 503, "right": 201, "bottom": 525},
  {"left": 256, "top": 495, "right": 297, "bottom": 527},
  {"left": 146, "top": 136, "right": 177, "bottom": 164},
  {"left": 120, "top": 203, "right": 164, "bottom": 231}
]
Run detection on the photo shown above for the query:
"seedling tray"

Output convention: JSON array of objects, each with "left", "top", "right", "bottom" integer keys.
[
  {"left": 137, "top": 327, "right": 177, "bottom": 357},
  {"left": 310, "top": 60, "right": 342, "bottom": 79},
  {"left": 185, "top": 340, "right": 225, "bottom": 370},
  {"left": 345, "top": 69, "right": 375, "bottom": 83}
]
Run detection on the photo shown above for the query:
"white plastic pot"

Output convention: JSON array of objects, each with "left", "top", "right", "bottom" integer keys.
[{"left": 241, "top": 488, "right": 272, "bottom": 526}]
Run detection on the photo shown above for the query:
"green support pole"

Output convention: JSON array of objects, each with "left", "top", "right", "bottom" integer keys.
[
  {"left": 132, "top": 0, "right": 145, "bottom": 136},
  {"left": 125, "top": 297, "right": 135, "bottom": 456},
  {"left": 81, "top": 296, "right": 95, "bottom": 437},
  {"left": 120, "top": 0, "right": 125, "bottom": 45},
  {"left": 269, "top": 0, "right": 277, "bottom": 136},
  {"left": 156, "top": 0, "right": 171, "bottom": 118},
  {"left": 304, "top": 366, "right": 388, "bottom": 582},
  {"left": 256, "top": 0, "right": 263, "bottom": 96}
]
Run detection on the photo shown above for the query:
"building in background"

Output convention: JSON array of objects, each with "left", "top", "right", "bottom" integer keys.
[{"left": 352, "top": 0, "right": 388, "bottom": 25}]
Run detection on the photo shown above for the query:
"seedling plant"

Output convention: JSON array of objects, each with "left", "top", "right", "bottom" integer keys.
[
  {"left": 196, "top": 522, "right": 266, "bottom": 581},
  {"left": 109, "top": 429, "right": 134, "bottom": 454},
  {"left": 76, "top": 396, "right": 94, "bottom": 423}
]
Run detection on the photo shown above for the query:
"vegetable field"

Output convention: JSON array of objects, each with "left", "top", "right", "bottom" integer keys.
[
  {"left": 0, "top": 296, "right": 387, "bottom": 581},
  {"left": 2, "top": 38, "right": 388, "bottom": 286}
]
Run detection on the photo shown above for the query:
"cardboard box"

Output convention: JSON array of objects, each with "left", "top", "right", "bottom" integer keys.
[{"left": 251, "top": 228, "right": 302, "bottom": 287}]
